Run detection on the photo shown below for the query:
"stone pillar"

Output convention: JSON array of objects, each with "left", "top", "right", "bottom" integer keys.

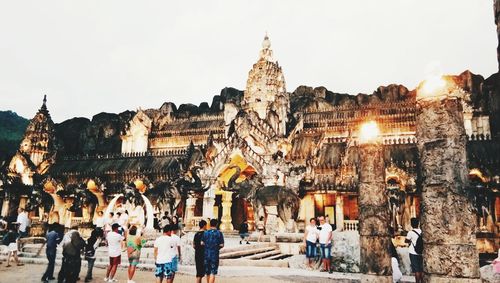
[
  {"left": 202, "top": 184, "right": 216, "bottom": 219},
  {"left": 184, "top": 197, "right": 196, "bottom": 230},
  {"left": 416, "top": 80, "right": 480, "bottom": 282},
  {"left": 1, "top": 199, "right": 9, "bottom": 217},
  {"left": 359, "top": 142, "right": 392, "bottom": 283},
  {"left": 335, "top": 194, "right": 344, "bottom": 231},
  {"left": 219, "top": 191, "right": 233, "bottom": 231}
]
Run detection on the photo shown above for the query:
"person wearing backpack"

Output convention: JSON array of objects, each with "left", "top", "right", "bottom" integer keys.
[
  {"left": 84, "top": 228, "right": 104, "bottom": 282},
  {"left": 405, "top": 218, "right": 423, "bottom": 283}
]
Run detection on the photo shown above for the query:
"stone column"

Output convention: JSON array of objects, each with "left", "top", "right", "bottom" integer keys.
[
  {"left": 202, "top": 184, "right": 216, "bottom": 219},
  {"left": 335, "top": 194, "right": 344, "bottom": 231},
  {"left": 416, "top": 80, "right": 480, "bottom": 282},
  {"left": 184, "top": 197, "right": 196, "bottom": 230},
  {"left": 219, "top": 191, "right": 233, "bottom": 231},
  {"left": 1, "top": 199, "right": 9, "bottom": 217},
  {"left": 358, "top": 141, "right": 392, "bottom": 283}
]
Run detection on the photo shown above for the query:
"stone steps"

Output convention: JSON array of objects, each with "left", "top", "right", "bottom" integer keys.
[
  {"left": 219, "top": 246, "right": 277, "bottom": 259},
  {"left": 219, "top": 258, "right": 289, "bottom": 268},
  {"left": 242, "top": 249, "right": 281, "bottom": 260}
]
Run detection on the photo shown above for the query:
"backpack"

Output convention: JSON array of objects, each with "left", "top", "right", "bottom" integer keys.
[{"left": 412, "top": 230, "right": 423, "bottom": 255}]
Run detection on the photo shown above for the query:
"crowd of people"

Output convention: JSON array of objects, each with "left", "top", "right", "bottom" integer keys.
[{"left": 0, "top": 206, "right": 431, "bottom": 283}]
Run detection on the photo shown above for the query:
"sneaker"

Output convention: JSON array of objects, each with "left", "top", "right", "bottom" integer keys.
[
  {"left": 109, "top": 279, "right": 118, "bottom": 282},
  {"left": 104, "top": 277, "right": 109, "bottom": 282},
  {"left": 128, "top": 280, "right": 136, "bottom": 283},
  {"left": 239, "top": 241, "right": 242, "bottom": 244},
  {"left": 246, "top": 241, "right": 250, "bottom": 244}
]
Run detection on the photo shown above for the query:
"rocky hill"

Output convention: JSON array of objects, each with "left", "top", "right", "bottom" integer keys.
[{"left": 0, "top": 110, "right": 29, "bottom": 163}]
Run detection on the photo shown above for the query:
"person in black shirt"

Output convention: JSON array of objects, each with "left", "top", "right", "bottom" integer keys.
[
  {"left": 239, "top": 219, "right": 249, "bottom": 245},
  {"left": 193, "top": 220, "right": 207, "bottom": 283}
]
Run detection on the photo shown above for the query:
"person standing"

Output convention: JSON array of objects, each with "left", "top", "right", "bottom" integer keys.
[
  {"left": 105, "top": 223, "right": 125, "bottom": 283},
  {"left": 405, "top": 218, "right": 423, "bottom": 283},
  {"left": 161, "top": 213, "right": 170, "bottom": 231},
  {"left": 170, "top": 222, "right": 182, "bottom": 280},
  {"left": 256, "top": 216, "right": 265, "bottom": 242},
  {"left": 239, "top": 219, "right": 250, "bottom": 245},
  {"left": 94, "top": 211, "right": 105, "bottom": 231},
  {"left": 389, "top": 227, "right": 403, "bottom": 283},
  {"left": 318, "top": 216, "right": 333, "bottom": 273},
  {"left": 84, "top": 228, "right": 103, "bottom": 282},
  {"left": 193, "top": 220, "right": 207, "bottom": 283},
  {"left": 3, "top": 223, "right": 23, "bottom": 267},
  {"left": 42, "top": 223, "right": 62, "bottom": 282},
  {"left": 58, "top": 229, "right": 85, "bottom": 283},
  {"left": 127, "top": 225, "right": 146, "bottom": 283},
  {"left": 201, "top": 219, "right": 224, "bottom": 283},
  {"left": 154, "top": 225, "right": 176, "bottom": 283},
  {"left": 16, "top": 207, "right": 29, "bottom": 238},
  {"left": 303, "top": 218, "right": 319, "bottom": 270}
]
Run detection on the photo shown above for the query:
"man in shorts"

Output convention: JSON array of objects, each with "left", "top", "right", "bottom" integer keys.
[
  {"left": 202, "top": 219, "right": 224, "bottom": 283},
  {"left": 193, "top": 220, "right": 207, "bottom": 283},
  {"left": 318, "top": 216, "right": 333, "bottom": 273},
  {"left": 154, "top": 225, "right": 176, "bottom": 283},
  {"left": 105, "top": 223, "right": 124, "bottom": 282},
  {"left": 405, "top": 218, "right": 423, "bottom": 283}
]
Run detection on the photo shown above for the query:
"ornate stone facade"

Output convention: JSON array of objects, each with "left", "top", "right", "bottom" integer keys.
[{"left": 1, "top": 32, "right": 499, "bottom": 273}]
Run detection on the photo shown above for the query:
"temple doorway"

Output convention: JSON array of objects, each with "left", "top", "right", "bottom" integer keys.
[{"left": 215, "top": 154, "right": 257, "bottom": 231}]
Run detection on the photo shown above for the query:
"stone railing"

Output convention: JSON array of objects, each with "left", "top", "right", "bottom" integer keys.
[{"left": 343, "top": 220, "right": 359, "bottom": 231}]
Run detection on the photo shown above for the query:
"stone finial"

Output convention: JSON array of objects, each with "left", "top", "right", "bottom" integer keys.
[{"left": 259, "top": 33, "right": 274, "bottom": 62}]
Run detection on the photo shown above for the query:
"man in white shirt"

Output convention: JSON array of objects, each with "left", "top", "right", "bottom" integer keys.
[
  {"left": 405, "top": 218, "right": 423, "bottom": 283},
  {"left": 154, "top": 225, "right": 177, "bottom": 283},
  {"left": 318, "top": 216, "right": 333, "bottom": 273},
  {"left": 105, "top": 223, "right": 124, "bottom": 282},
  {"left": 94, "top": 211, "right": 105, "bottom": 230},
  {"left": 16, "top": 207, "right": 29, "bottom": 238},
  {"left": 170, "top": 226, "right": 182, "bottom": 278}
]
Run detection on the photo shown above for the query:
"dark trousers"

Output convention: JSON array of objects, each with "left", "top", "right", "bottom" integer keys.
[
  {"left": 42, "top": 250, "right": 56, "bottom": 280},
  {"left": 57, "top": 256, "right": 81, "bottom": 283},
  {"left": 85, "top": 258, "right": 95, "bottom": 281}
]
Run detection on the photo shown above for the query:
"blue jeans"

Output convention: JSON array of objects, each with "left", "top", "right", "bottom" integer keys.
[
  {"left": 305, "top": 241, "right": 317, "bottom": 258},
  {"left": 320, "top": 243, "right": 331, "bottom": 259},
  {"left": 42, "top": 250, "right": 56, "bottom": 280}
]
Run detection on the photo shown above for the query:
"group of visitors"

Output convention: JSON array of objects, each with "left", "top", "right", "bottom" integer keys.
[
  {"left": 303, "top": 216, "right": 333, "bottom": 273},
  {"left": 0, "top": 208, "right": 31, "bottom": 267},
  {"left": 193, "top": 219, "right": 225, "bottom": 283}
]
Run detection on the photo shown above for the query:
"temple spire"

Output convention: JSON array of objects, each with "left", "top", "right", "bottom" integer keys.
[{"left": 259, "top": 33, "right": 274, "bottom": 62}]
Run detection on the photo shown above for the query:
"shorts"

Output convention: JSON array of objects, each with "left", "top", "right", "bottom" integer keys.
[
  {"left": 155, "top": 262, "right": 174, "bottom": 279},
  {"left": 204, "top": 258, "right": 219, "bottom": 275},
  {"left": 240, "top": 233, "right": 249, "bottom": 239},
  {"left": 195, "top": 255, "right": 205, "bottom": 277},
  {"left": 305, "top": 241, "right": 316, "bottom": 258},
  {"left": 172, "top": 256, "right": 179, "bottom": 272},
  {"left": 320, "top": 243, "right": 331, "bottom": 259},
  {"left": 109, "top": 255, "right": 121, "bottom": 266},
  {"left": 409, "top": 254, "right": 423, "bottom": 273},
  {"left": 8, "top": 242, "right": 18, "bottom": 252},
  {"left": 128, "top": 255, "right": 140, "bottom": 266}
]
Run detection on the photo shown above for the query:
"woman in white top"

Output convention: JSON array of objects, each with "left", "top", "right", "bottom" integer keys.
[{"left": 303, "top": 218, "right": 319, "bottom": 269}]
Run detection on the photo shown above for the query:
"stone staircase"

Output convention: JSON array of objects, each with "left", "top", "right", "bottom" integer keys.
[
  {"left": 0, "top": 238, "right": 291, "bottom": 270},
  {"left": 219, "top": 243, "right": 290, "bottom": 268}
]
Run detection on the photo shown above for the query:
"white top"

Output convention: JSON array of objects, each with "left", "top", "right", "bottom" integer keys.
[
  {"left": 305, "top": 225, "right": 319, "bottom": 243},
  {"left": 118, "top": 214, "right": 129, "bottom": 227},
  {"left": 16, "top": 212, "right": 29, "bottom": 232},
  {"left": 107, "top": 231, "right": 124, "bottom": 257},
  {"left": 154, "top": 235, "right": 176, "bottom": 264},
  {"left": 170, "top": 234, "right": 181, "bottom": 256},
  {"left": 94, "top": 216, "right": 105, "bottom": 228},
  {"left": 406, "top": 228, "right": 422, "bottom": 255},
  {"left": 318, "top": 223, "right": 333, "bottom": 244}
]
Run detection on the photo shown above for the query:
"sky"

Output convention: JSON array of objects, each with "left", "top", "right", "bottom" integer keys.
[{"left": 0, "top": 0, "right": 497, "bottom": 123}]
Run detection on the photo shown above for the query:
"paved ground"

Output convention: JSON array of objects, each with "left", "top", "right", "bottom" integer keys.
[{"left": 0, "top": 262, "right": 359, "bottom": 283}]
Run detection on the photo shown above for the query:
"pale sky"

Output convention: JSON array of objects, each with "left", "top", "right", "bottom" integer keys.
[{"left": 0, "top": 0, "right": 497, "bottom": 122}]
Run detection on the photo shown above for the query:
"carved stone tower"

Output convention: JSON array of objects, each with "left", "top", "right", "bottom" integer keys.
[
  {"left": 19, "top": 95, "right": 56, "bottom": 167},
  {"left": 243, "top": 34, "right": 289, "bottom": 136}
]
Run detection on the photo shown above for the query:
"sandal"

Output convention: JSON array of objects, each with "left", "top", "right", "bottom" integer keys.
[
  {"left": 6, "top": 265, "right": 11, "bottom": 267},
  {"left": 17, "top": 263, "right": 24, "bottom": 266}
]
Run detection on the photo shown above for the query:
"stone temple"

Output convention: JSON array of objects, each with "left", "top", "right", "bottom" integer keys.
[{"left": 1, "top": 3, "right": 500, "bottom": 281}]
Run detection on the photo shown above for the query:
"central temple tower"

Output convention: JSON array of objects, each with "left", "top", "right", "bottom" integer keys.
[{"left": 243, "top": 34, "right": 289, "bottom": 136}]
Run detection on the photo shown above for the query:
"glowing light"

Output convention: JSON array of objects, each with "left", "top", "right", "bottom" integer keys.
[
  {"left": 418, "top": 75, "right": 450, "bottom": 99},
  {"left": 359, "top": 121, "right": 380, "bottom": 144},
  {"left": 134, "top": 179, "right": 146, "bottom": 193}
]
